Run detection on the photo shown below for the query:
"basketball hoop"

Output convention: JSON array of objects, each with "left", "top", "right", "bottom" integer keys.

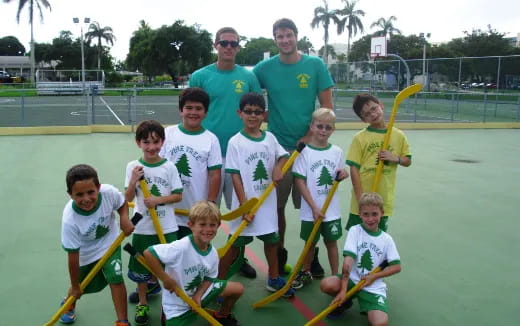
[{"left": 370, "top": 36, "right": 387, "bottom": 59}]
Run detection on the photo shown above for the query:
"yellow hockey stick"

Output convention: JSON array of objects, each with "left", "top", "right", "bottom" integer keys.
[
  {"left": 44, "top": 213, "right": 142, "bottom": 326},
  {"left": 372, "top": 84, "right": 422, "bottom": 191},
  {"left": 253, "top": 173, "right": 342, "bottom": 308},
  {"left": 217, "top": 142, "right": 306, "bottom": 258},
  {"left": 123, "top": 244, "right": 222, "bottom": 326},
  {"left": 139, "top": 177, "right": 167, "bottom": 244}
]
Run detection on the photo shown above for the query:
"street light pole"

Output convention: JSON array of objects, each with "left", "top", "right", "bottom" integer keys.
[
  {"left": 420, "top": 32, "right": 431, "bottom": 86},
  {"left": 73, "top": 17, "right": 90, "bottom": 94}
]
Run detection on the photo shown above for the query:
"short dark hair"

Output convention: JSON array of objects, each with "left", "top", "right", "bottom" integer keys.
[
  {"left": 179, "top": 87, "right": 210, "bottom": 113},
  {"left": 135, "top": 120, "right": 165, "bottom": 142},
  {"left": 240, "top": 93, "right": 266, "bottom": 111},
  {"left": 214, "top": 27, "right": 239, "bottom": 44},
  {"left": 66, "top": 164, "right": 100, "bottom": 194},
  {"left": 352, "top": 94, "right": 381, "bottom": 119},
  {"left": 273, "top": 18, "right": 298, "bottom": 37}
]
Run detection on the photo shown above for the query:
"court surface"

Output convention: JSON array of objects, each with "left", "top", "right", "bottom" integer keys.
[{"left": 1, "top": 128, "right": 519, "bottom": 325}]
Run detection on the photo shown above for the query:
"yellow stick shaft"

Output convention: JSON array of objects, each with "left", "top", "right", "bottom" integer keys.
[
  {"left": 253, "top": 179, "right": 341, "bottom": 308},
  {"left": 139, "top": 179, "right": 167, "bottom": 244}
]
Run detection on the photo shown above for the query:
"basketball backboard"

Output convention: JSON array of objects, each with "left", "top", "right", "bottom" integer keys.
[{"left": 370, "top": 36, "right": 387, "bottom": 59}]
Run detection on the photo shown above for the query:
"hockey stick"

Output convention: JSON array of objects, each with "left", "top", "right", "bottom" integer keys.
[{"left": 138, "top": 176, "right": 167, "bottom": 244}]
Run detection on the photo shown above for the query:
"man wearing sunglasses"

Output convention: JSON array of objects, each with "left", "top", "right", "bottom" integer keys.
[
  {"left": 189, "top": 27, "right": 261, "bottom": 279},
  {"left": 253, "top": 18, "right": 334, "bottom": 278}
]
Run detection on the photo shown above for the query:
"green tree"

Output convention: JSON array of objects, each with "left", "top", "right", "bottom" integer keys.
[
  {"left": 6, "top": 0, "right": 52, "bottom": 82},
  {"left": 317, "top": 166, "right": 333, "bottom": 188},
  {"left": 297, "top": 36, "right": 314, "bottom": 55},
  {"left": 185, "top": 273, "right": 203, "bottom": 292},
  {"left": 176, "top": 154, "right": 192, "bottom": 177},
  {"left": 311, "top": 0, "right": 343, "bottom": 64},
  {"left": 370, "top": 16, "right": 401, "bottom": 37},
  {"left": 358, "top": 249, "right": 373, "bottom": 274},
  {"left": 318, "top": 44, "right": 337, "bottom": 60},
  {"left": 0, "top": 36, "right": 26, "bottom": 55},
  {"left": 253, "top": 160, "right": 268, "bottom": 184},
  {"left": 126, "top": 20, "right": 160, "bottom": 81},
  {"left": 336, "top": 0, "right": 365, "bottom": 63},
  {"left": 85, "top": 21, "right": 116, "bottom": 71},
  {"left": 236, "top": 37, "right": 279, "bottom": 65}
]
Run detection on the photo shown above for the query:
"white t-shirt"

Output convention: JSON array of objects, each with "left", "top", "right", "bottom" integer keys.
[
  {"left": 149, "top": 235, "right": 219, "bottom": 318},
  {"left": 343, "top": 224, "right": 401, "bottom": 297},
  {"left": 292, "top": 144, "right": 345, "bottom": 222},
  {"left": 225, "top": 130, "right": 288, "bottom": 236},
  {"left": 159, "top": 124, "right": 222, "bottom": 226},
  {"left": 61, "top": 184, "right": 124, "bottom": 266},
  {"left": 125, "top": 158, "right": 183, "bottom": 235}
]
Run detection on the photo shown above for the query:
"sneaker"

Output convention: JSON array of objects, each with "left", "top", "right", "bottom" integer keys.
[
  {"left": 277, "top": 247, "right": 288, "bottom": 276},
  {"left": 59, "top": 299, "right": 76, "bottom": 324},
  {"left": 326, "top": 298, "right": 353, "bottom": 320},
  {"left": 115, "top": 320, "right": 131, "bottom": 326},
  {"left": 128, "top": 281, "right": 162, "bottom": 303},
  {"left": 238, "top": 258, "right": 257, "bottom": 279},
  {"left": 214, "top": 312, "right": 240, "bottom": 326},
  {"left": 266, "top": 276, "right": 295, "bottom": 298},
  {"left": 310, "top": 247, "right": 325, "bottom": 278},
  {"left": 291, "top": 270, "right": 313, "bottom": 289},
  {"left": 134, "top": 304, "right": 149, "bottom": 325}
]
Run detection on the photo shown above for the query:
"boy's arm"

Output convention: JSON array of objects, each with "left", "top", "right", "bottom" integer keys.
[
  {"left": 231, "top": 173, "right": 247, "bottom": 206},
  {"left": 272, "top": 156, "right": 288, "bottom": 184},
  {"left": 294, "top": 177, "right": 323, "bottom": 221},
  {"left": 67, "top": 251, "right": 82, "bottom": 299},
  {"left": 378, "top": 151, "right": 411, "bottom": 167},
  {"left": 331, "top": 255, "right": 355, "bottom": 306},
  {"left": 191, "top": 280, "right": 212, "bottom": 307},
  {"left": 350, "top": 165, "right": 363, "bottom": 203},
  {"left": 318, "top": 88, "right": 333, "bottom": 109},
  {"left": 143, "top": 249, "right": 178, "bottom": 292},
  {"left": 207, "top": 168, "right": 221, "bottom": 202},
  {"left": 117, "top": 202, "right": 134, "bottom": 235},
  {"left": 125, "top": 165, "right": 144, "bottom": 203},
  {"left": 144, "top": 192, "right": 182, "bottom": 208},
  {"left": 361, "top": 263, "right": 401, "bottom": 287}
]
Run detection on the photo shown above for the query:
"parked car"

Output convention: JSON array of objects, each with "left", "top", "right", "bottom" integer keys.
[
  {"left": 0, "top": 71, "right": 13, "bottom": 83},
  {"left": 485, "top": 83, "right": 496, "bottom": 89}
]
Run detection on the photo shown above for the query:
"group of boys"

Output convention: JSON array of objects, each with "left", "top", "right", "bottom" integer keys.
[{"left": 56, "top": 18, "right": 411, "bottom": 326}]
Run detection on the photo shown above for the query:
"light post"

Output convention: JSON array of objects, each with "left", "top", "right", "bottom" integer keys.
[
  {"left": 73, "top": 17, "right": 90, "bottom": 93},
  {"left": 419, "top": 32, "right": 431, "bottom": 86}
]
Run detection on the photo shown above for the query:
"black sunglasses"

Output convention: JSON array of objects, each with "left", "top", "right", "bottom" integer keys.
[
  {"left": 217, "top": 40, "right": 239, "bottom": 48},
  {"left": 241, "top": 109, "right": 265, "bottom": 116}
]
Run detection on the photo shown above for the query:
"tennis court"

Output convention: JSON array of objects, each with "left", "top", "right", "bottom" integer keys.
[{"left": 1, "top": 127, "right": 519, "bottom": 325}]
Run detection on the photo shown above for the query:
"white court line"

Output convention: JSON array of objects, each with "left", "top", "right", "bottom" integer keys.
[{"left": 99, "top": 96, "right": 125, "bottom": 125}]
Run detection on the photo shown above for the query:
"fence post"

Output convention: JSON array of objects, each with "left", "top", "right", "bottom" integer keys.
[
  {"left": 414, "top": 93, "right": 418, "bottom": 122},
  {"left": 131, "top": 86, "right": 138, "bottom": 132},
  {"left": 483, "top": 92, "right": 488, "bottom": 122},
  {"left": 450, "top": 93, "right": 455, "bottom": 122},
  {"left": 91, "top": 85, "right": 96, "bottom": 125},
  {"left": 517, "top": 95, "right": 520, "bottom": 121},
  {"left": 21, "top": 89, "right": 25, "bottom": 126}
]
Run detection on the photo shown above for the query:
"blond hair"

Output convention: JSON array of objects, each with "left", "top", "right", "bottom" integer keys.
[
  {"left": 358, "top": 192, "right": 384, "bottom": 211},
  {"left": 312, "top": 107, "right": 336, "bottom": 124},
  {"left": 188, "top": 200, "right": 221, "bottom": 224}
]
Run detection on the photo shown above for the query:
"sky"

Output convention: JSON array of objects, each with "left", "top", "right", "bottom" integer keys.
[{"left": 2, "top": 0, "right": 519, "bottom": 61}]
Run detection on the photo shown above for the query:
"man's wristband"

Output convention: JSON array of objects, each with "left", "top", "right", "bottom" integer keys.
[{"left": 397, "top": 156, "right": 401, "bottom": 165}]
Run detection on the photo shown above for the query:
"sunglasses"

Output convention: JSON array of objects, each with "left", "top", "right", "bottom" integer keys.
[
  {"left": 217, "top": 40, "right": 239, "bottom": 48},
  {"left": 315, "top": 124, "right": 333, "bottom": 131},
  {"left": 241, "top": 109, "right": 265, "bottom": 116}
]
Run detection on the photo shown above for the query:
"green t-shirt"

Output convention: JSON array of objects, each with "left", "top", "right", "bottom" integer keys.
[
  {"left": 189, "top": 63, "right": 261, "bottom": 156},
  {"left": 254, "top": 54, "right": 334, "bottom": 150}
]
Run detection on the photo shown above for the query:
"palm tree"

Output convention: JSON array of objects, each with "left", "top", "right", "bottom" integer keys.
[
  {"left": 336, "top": 0, "right": 365, "bottom": 63},
  {"left": 371, "top": 16, "right": 401, "bottom": 37},
  {"left": 85, "top": 21, "right": 116, "bottom": 71},
  {"left": 5, "top": 0, "right": 52, "bottom": 83},
  {"left": 310, "top": 0, "right": 342, "bottom": 64}
]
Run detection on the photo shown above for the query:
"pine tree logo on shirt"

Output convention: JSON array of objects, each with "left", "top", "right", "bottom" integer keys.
[
  {"left": 317, "top": 166, "right": 333, "bottom": 189},
  {"left": 253, "top": 159, "right": 268, "bottom": 184},
  {"left": 176, "top": 154, "right": 192, "bottom": 177},
  {"left": 185, "top": 273, "right": 203, "bottom": 292},
  {"left": 296, "top": 73, "right": 310, "bottom": 88},
  {"left": 233, "top": 80, "right": 245, "bottom": 93},
  {"left": 150, "top": 184, "right": 165, "bottom": 206},
  {"left": 95, "top": 224, "right": 109, "bottom": 239},
  {"left": 358, "top": 250, "right": 374, "bottom": 274}
]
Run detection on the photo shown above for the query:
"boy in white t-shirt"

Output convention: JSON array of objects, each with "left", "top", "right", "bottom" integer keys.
[
  {"left": 291, "top": 108, "right": 348, "bottom": 290},
  {"left": 144, "top": 201, "right": 244, "bottom": 326},
  {"left": 320, "top": 193, "right": 401, "bottom": 325},
  {"left": 59, "top": 164, "right": 134, "bottom": 326},
  {"left": 125, "top": 120, "right": 183, "bottom": 325},
  {"left": 159, "top": 87, "right": 222, "bottom": 239},
  {"left": 220, "top": 92, "right": 295, "bottom": 297}
]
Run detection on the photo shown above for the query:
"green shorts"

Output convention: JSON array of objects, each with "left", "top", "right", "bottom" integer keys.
[
  {"left": 165, "top": 279, "right": 227, "bottom": 326},
  {"left": 334, "top": 276, "right": 388, "bottom": 313},
  {"left": 129, "top": 232, "right": 177, "bottom": 276},
  {"left": 231, "top": 232, "right": 280, "bottom": 247},
  {"left": 300, "top": 219, "right": 343, "bottom": 242},
  {"left": 79, "top": 247, "right": 123, "bottom": 294},
  {"left": 346, "top": 214, "right": 389, "bottom": 232},
  {"left": 177, "top": 226, "right": 192, "bottom": 239}
]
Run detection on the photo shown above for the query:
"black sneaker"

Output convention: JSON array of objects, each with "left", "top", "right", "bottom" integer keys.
[
  {"left": 326, "top": 298, "right": 353, "bottom": 320},
  {"left": 277, "top": 247, "right": 288, "bottom": 276},
  {"left": 214, "top": 313, "right": 240, "bottom": 326},
  {"left": 128, "top": 281, "right": 162, "bottom": 303},
  {"left": 310, "top": 247, "right": 325, "bottom": 278},
  {"left": 239, "top": 258, "right": 257, "bottom": 279}
]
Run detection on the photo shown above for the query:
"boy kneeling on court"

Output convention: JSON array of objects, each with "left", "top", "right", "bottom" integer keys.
[
  {"left": 143, "top": 201, "right": 244, "bottom": 326},
  {"left": 320, "top": 193, "right": 401, "bottom": 326}
]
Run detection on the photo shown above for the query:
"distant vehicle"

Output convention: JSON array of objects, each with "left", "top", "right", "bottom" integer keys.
[
  {"left": 0, "top": 71, "right": 12, "bottom": 83},
  {"left": 485, "top": 83, "right": 496, "bottom": 89}
]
